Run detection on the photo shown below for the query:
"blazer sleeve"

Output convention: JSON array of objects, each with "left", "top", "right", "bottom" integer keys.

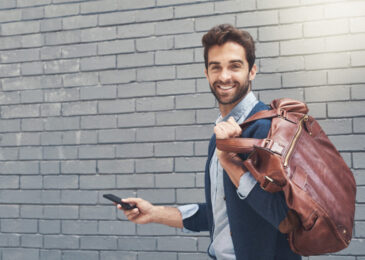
[
  {"left": 241, "top": 118, "right": 290, "bottom": 229},
  {"left": 182, "top": 203, "right": 209, "bottom": 232}
]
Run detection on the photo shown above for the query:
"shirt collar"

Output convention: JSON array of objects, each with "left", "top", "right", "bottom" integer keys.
[{"left": 215, "top": 91, "right": 258, "bottom": 125}]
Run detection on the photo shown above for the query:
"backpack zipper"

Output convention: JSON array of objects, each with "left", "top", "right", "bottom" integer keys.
[{"left": 284, "top": 115, "right": 308, "bottom": 167}]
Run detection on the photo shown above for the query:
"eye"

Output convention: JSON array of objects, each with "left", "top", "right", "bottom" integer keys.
[{"left": 231, "top": 63, "right": 242, "bottom": 69}]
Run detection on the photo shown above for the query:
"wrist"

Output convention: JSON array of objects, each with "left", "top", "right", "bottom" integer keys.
[{"left": 150, "top": 205, "right": 164, "bottom": 223}]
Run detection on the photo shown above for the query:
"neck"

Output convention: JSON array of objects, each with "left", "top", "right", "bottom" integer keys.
[{"left": 219, "top": 91, "right": 251, "bottom": 118}]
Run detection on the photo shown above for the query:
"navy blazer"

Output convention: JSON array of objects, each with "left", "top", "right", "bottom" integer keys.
[{"left": 183, "top": 101, "right": 301, "bottom": 260}]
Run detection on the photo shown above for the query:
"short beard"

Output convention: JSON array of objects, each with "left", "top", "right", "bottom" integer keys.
[{"left": 210, "top": 79, "right": 251, "bottom": 105}]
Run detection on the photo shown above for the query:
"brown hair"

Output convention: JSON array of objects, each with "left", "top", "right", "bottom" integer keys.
[{"left": 202, "top": 24, "right": 256, "bottom": 71}]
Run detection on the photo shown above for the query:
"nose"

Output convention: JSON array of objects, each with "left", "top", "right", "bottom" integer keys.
[{"left": 218, "top": 68, "right": 231, "bottom": 82}]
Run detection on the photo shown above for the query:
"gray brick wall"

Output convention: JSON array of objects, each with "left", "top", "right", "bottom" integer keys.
[{"left": 0, "top": 0, "right": 364, "bottom": 259}]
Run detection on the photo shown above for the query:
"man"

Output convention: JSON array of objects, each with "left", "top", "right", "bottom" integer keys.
[{"left": 118, "top": 24, "right": 301, "bottom": 260}]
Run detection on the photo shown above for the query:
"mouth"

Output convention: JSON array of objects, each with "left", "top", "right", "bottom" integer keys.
[{"left": 217, "top": 84, "right": 235, "bottom": 90}]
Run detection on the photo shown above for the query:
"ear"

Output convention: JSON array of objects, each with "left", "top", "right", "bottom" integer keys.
[{"left": 249, "top": 64, "right": 257, "bottom": 81}]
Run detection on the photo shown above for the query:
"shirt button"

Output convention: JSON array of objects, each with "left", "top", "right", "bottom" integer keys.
[
  {"left": 230, "top": 231, "right": 232, "bottom": 236},
  {"left": 223, "top": 196, "right": 226, "bottom": 200}
]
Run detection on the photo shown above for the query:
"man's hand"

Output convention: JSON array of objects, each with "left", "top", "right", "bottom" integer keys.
[
  {"left": 118, "top": 198, "right": 155, "bottom": 224},
  {"left": 117, "top": 197, "right": 183, "bottom": 228},
  {"left": 214, "top": 117, "right": 246, "bottom": 188}
]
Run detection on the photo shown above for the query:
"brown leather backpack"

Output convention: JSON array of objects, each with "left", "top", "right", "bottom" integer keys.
[{"left": 216, "top": 98, "right": 356, "bottom": 256}]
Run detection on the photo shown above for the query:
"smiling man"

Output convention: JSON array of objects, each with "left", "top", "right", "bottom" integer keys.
[{"left": 118, "top": 24, "right": 301, "bottom": 260}]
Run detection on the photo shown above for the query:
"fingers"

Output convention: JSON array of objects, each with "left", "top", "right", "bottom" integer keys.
[{"left": 214, "top": 116, "right": 242, "bottom": 139}]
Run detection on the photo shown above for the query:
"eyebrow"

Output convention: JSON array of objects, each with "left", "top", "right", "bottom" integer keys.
[{"left": 208, "top": 60, "right": 244, "bottom": 67}]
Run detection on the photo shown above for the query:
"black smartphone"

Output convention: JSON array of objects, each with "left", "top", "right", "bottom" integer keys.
[{"left": 103, "top": 194, "right": 137, "bottom": 210}]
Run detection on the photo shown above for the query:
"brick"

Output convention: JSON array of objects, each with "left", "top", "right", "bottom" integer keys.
[
  {"left": 1, "top": 49, "right": 39, "bottom": 63},
  {"left": 158, "top": 237, "right": 197, "bottom": 251},
  {"left": 253, "top": 73, "right": 282, "bottom": 90},
  {"left": 40, "top": 18, "right": 62, "bottom": 32},
  {"left": 0, "top": 63, "right": 20, "bottom": 77},
  {"left": 279, "top": 6, "right": 323, "bottom": 23},
  {"left": 43, "top": 146, "right": 78, "bottom": 160},
  {"left": 81, "top": 0, "right": 118, "bottom": 14},
  {"left": 80, "top": 206, "right": 116, "bottom": 220},
  {"left": 43, "top": 206, "right": 78, "bottom": 219},
  {"left": 259, "top": 24, "right": 302, "bottom": 41},
  {"left": 156, "top": 49, "right": 194, "bottom": 65},
  {"left": 40, "top": 161, "right": 60, "bottom": 175},
  {"left": 282, "top": 71, "right": 326, "bottom": 87},
  {"left": 19, "top": 147, "right": 41, "bottom": 160},
  {"left": 100, "top": 69, "right": 136, "bottom": 84},
  {"left": 317, "top": 119, "right": 352, "bottom": 135},
  {"left": 21, "top": 234, "right": 42, "bottom": 248},
  {"left": 63, "top": 130, "right": 97, "bottom": 145},
  {"left": 45, "top": 4, "right": 79, "bottom": 17},
  {"left": 0, "top": 205, "right": 19, "bottom": 218},
  {"left": 98, "top": 159, "right": 134, "bottom": 174},
  {"left": 175, "top": 157, "right": 206, "bottom": 172},
  {"left": 81, "top": 115, "right": 117, "bottom": 129},
  {"left": 0, "top": 9, "right": 21, "bottom": 23},
  {"left": 351, "top": 51, "right": 365, "bottom": 67},
  {"left": 41, "top": 103, "right": 61, "bottom": 117},
  {"left": 41, "top": 191, "right": 61, "bottom": 204},
  {"left": 41, "top": 46, "right": 62, "bottom": 60},
  {"left": 22, "top": 62, "right": 43, "bottom": 76},
  {"left": 81, "top": 55, "right": 116, "bottom": 71},
  {"left": 351, "top": 17, "right": 365, "bottom": 33},
  {"left": 98, "top": 39, "right": 134, "bottom": 55},
  {"left": 156, "top": 79, "right": 194, "bottom": 95},
  {"left": 63, "top": 72, "right": 98, "bottom": 87},
  {"left": 63, "top": 15, "right": 97, "bottom": 30},
  {"left": 0, "top": 119, "right": 20, "bottom": 132},
  {"left": 136, "top": 7, "right": 173, "bottom": 22},
  {"left": 257, "top": 0, "right": 300, "bottom": 9},
  {"left": 328, "top": 101, "right": 365, "bottom": 117},
  {"left": 117, "top": 52, "right": 154, "bottom": 69},
  {"left": 98, "top": 129, "right": 135, "bottom": 143},
  {"left": 81, "top": 27, "right": 117, "bottom": 42},
  {"left": 329, "top": 68, "right": 365, "bottom": 85},
  {"left": 99, "top": 220, "right": 135, "bottom": 235},
  {"left": 196, "top": 15, "right": 235, "bottom": 32},
  {"left": 137, "top": 66, "right": 175, "bottom": 81},
  {"left": 44, "top": 59, "right": 79, "bottom": 74},
  {"left": 281, "top": 38, "right": 326, "bottom": 55},
  {"left": 40, "top": 250, "right": 61, "bottom": 260},
  {"left": 136, "top": 127, "right": 175, "bottom": 142},
  {"left": 326, "top": 34, "right": 365, "bottom": 52},
  {"left": 179, "top": 253, "right": 210, "bottom": 260},
  {"left": 305, "top": 86, "right": 350, "bottom": 102},
  {"left": 79, "top": 145, "right": 114, "bottom": 159},
  {"left": 354, "top": 153, "right": 365, "bottom": 169},
  {"left": 1, "top": 21, "right": 40, "bottom": 36},
  {"left": 196, "top": 109, "right": 218, "bottom": 124},
  {"left": 118, "top": 23, "right": 155, "bottom": 38},
  {"left": 0, "top": 161, "right": 39, "bottom": 174},
  {"left": 20, "top": 205, "right": 43, "bottom": 218},
  {"left": 304, "top": 19, "right": 349, "bottom": 37},
  {"left": 99, "top": 99, "right": 135, "bottom": 114},
  {"left": 138, "top": 189, "right": 175, "bottom": 203},
  {"left": 20, "top": 175, "right": 42, "bottom": 189},
  {"left": 260, "top": 56, "right": 304, "bottom": 72},
  {"left": 175, "top": 3, "right": 213, "bottom": 18},
  {"left": 354, "top": 118, "right": 365, "bottom": 133},
  {"left": 175, "top": 32, "right": 204, "bottom": 49},
  {"left": 156, "top": 19, "right": 194, "bottom": 35},
  {"left": 325, "top": 1, "right": 365, "bottom": 18},
  {"left": 62, "top": 43, "right": 97, "bottom": 58},
  {"left": 329, "top": 135, "right": 365, "bottom": 152},
  {"left": 155, "top": 173, "right": 195, "bottom": 188},
  {"left": 0, "top": 35, "right": 22, "bottom": 50},
  {"left": 260, "top": 88, "right": 304, "bottom": 104},
  {"left": 118, "top": 82, "right": 155, "bottom": 98},
  {"left": 62, "top": 220, "right": 98, "bottom": 235},
  {"left": 118, "top": 237, "right": 156, "bottom": 251},
  {"left": 177, "top": 63, "right": 205, "bottom": 79},
  {"left": 44, "top": 235, "right": 79, "bottom": 249},
  {"left": 305, "top": 52, "right": 350, "bottom": 70},
  {"left": 137, "top": 36, "right": 174, "bottom": 51},
  {"left": 99, "top": 10, "right": 136, "bottom": 26},
  {"left": 80, "top": 175, "right": 115, "bottom": 189},
  {"left": 22, "top": 6, "right": 44, "bottom": 20},
  {"left": 116, "top": 174, "right": 154, "bottom": 188},
  {"left": 2, "top": 248, "right": 39, "bottom": 260},
  {"left": 44, "top": 175, "right": 78, "bottom": 189},
  {"left": 61, "top": 190, "right": 98, "bottom": 205},
  {"left": 44, "top": 117, "right": 79, "bottom": 130},
  {"left": 117, "top": 112, "right": 155, "bottom": 127},
  {"left": 116, "top": 143, "right": 153, "bottom": 158},
  {"left": 62, "top": 101, "right": 97, "bottom": 116},
  {"left": 139, "top": 252, "right": 177, "bottom": 260},
  {"left": 136, "top": 96, "right": 174, "bottom": 111},
  {"left": 22, "top": 33, "right": 43, "bottom": 48},
  {"left": 81, "top": 85, "right": 116, "bottom": 100},
  {"left": 101, "top": 251, "right": 137, "bottom": 260},
  {"left": 215, "top": 0, "right": 256, "bottom": 13},
  {"left": 0, "top": 234, "right": 20, "bottom": 247},
  {"left": 177, "top": 188, "right": 205, "bottom": 203},
  {"left": 237, "top": 10, "right": 278, "bottom": 27},
  {"left": 176, "top": 125, "right": 213, "bottom": 140},
  {"left": 155, "top": 142, "right": 194, "bottom": 156},
  {"left": 0, "top": 0, "right": 16, "bottom": 8},
  {"left": 256, "top": 42, "right": 279, "bottom": 58},
  {"left": 39, "top": 220, "right": 61, "bottom": 234},
  {"left": 62, "top": 251, "right": 98, "bottom": 260},
  {"left": 45, "top": 31, "right": 81, "bottom": 45},
  {"left": 136, "top": 158, "right": 174, "bottom": 173},
  {"left": 1, "top": 219, "right": 37, "bottom": 233},
  {"left": 0, "top": 91, "right": 20, "bottom": 105},
  {"left": 0, "top": 175, "right": 18, "bottom": 189},
  {"left": 156, "top": 110, "right": 195, "bottom": 126}
]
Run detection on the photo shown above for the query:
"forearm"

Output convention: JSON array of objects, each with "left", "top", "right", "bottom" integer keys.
[{"left": 152, "top": 206, "right": 183, "bottom": 229}]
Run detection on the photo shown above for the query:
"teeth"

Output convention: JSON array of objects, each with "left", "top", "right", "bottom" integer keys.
[{"left": 219, "top": 85, "right": 234, "bottom": 90}]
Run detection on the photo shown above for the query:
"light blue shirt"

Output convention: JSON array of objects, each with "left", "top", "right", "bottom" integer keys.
[{"left": 179, "top": 92, "right": 259, "bottom": 260}]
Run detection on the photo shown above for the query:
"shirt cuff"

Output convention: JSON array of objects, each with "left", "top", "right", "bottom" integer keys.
[
  {"left": 236, "top": 171, "right": 257, "bottom": 199},
  {"left": 177, "top": 204, "right": 199, "bottom": 233}
]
